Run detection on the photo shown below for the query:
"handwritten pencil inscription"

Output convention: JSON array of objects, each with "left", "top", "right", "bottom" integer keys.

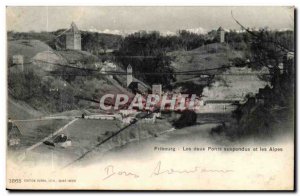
[
  {"left": 102, "top": 161, "right": 234, "bottom": 180},
  {"left": 103, "top": 165, "right": 139, "bottom": 180}
]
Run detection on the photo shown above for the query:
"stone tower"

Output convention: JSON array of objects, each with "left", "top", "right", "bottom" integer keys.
[
  {"left": 217, "top": 26, "right": 225, "bottom": 43},
  {"left": 127, "top": 64, "right": 133, "bottom": 87},
  {"left": 66, "top": 22, "right": 81, "bottom": 50}
]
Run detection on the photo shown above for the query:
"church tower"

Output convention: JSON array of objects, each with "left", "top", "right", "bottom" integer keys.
[
  {"left": 127, "top": 64, "right": 133, "bottom": 87},
  {"left": 66, "top": 22, "right": 81, "bottom": 50}
]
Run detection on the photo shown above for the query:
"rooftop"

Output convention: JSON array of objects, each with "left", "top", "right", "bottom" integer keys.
[
  {"left": 217, "top": 26, "right": 225, "bottom": 31},
  {"left": 68, "top": 22, "right": 80, "bottom": 33}
]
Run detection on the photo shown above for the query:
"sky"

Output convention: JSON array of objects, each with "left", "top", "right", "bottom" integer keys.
[{"left": 6, "top": 6, "right": 294, "bottom": 35}]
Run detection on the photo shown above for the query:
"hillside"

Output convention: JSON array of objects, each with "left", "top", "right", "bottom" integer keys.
[
  {"left": 7, "top": 39, "right": 132, "bottom": 114},
  {"left": 8, "top": 96, "right": 44, "bottom": 120},
  {"left": 7, "top": 30, "right": 122, "bottom": 52},
  {"left": 168, "top": 43, "right": 245, "bottom": 82},
  {"left": 202, "top": 66, "right": 270, "bottom": 101},
  {"left": 166, "top": 43, "right": 247, "bottom": 95},
  {"left": 7, "top": 39, "right": 53, "bottom": 64}
]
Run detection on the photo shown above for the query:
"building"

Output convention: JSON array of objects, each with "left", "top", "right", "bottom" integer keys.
[
  {"left": 135, "top": 112, "right": 160, "bottom": 124},
  {"left": 152, "top": 84, "right": 162, "bottom": 97},
  {"left": 12, "top": 55, "right": 24, "bottom": 71},
  {"left": 198, "top": 100, "right": 238, "bottom": 113},
  {"left": 8, "top": 121, "right": 22, "bottom": 147},
  {"left": 66, "top": 22, "right": 81, "bottom": 50},
  {"left": 12, "top": 55, "right": 24, "bottom": 65},
  {"left": 278, "top": 63, "right": 284, "bottom": 74},
  {"left": 119, "top": 109, "right": 137, "bottom": 116},
  {"left": 126, "top": 64, "right": 151, "bottom": 95},
  {"left": 83, "top": 114, "right": 116, "bottom": 120},
  {"left": 217, "top": 27, "right": 225, "bottom": 43},
  {"left": 121, "top": 116, "right": 135, "bottom": 124},
  {"left": 287, "top": 51, "right": 294, "bottom": 60},
  {"left": 100, "top": 61, "right": 117, "bottom": 79},
  {"left": 284, "top": 51, "right": 295, "bottom": 77},
  {"left": 128, "top": 82, "right": 149, "bottom": 95},
  {"left": 256, "top": 85, "right": 273, "bottom": 105},
  {"left": 127, "top": 64, "right": 133, "bottom": 87}
]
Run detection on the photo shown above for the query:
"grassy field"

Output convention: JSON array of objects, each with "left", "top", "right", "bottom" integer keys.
[
  {"left": 14, "top": 119, "right": 71, "bottom": 149},
  {"left": 8, "top": 97, "right": 45, "bottom": 120},
  {"left": 21, "top": 118, "right": 174, "bottom": 167},
  {"left": 202, "top": 66, "right": 269, "bottom": 101},
  {"left": 35, "top": 118, "right": 173, "bottom": 154},
  {"left": 27, "top": 119, "right": 122, "bottom": 163},
  {"left": 120, "top": 119, "right": 174, "bottom": 140},
  {"left": 13, "top": 109, "right": 235, "bottom": 167},
  {"left": 168, "top": 43, "right": 245, "bottom": 82},
  {"left": 62, "top": 119, "right": 122, "bottom": 148}
]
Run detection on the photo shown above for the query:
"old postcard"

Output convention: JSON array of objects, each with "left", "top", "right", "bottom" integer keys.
[{"left": 6, "top": 6, "right": 295, "bottom": 190}]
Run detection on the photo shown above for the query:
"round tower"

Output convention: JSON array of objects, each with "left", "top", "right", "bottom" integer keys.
[
  {"left": 127, "top": 64, "right": 133, "bottom": 87},
  {"left": 217, "top": 26, "right": 225, "bottom": 43}
]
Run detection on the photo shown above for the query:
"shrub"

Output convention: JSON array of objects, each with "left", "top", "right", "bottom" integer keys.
[{"left": 172, "top": 110, "right": 197, "bottom": 129}]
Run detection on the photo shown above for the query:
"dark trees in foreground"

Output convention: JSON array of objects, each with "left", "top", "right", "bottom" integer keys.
[{"left": 173, "top": 110, "right": 197, "bottom": 129}]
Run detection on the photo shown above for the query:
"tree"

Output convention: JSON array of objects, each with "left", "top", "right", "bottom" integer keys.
[
  {"left": 116, "top": 31, "right": 176, "bottom": 86},
  {"left": 231, "top": 11, "right": 295, "bottom": 110},
  {"left": 173, "top": 110, "right": 197, "bottom": 129}
]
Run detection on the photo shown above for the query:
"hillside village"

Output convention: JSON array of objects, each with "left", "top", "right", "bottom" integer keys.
[{"left": 7, "top": 21, "right": 295, "bottom": 166}]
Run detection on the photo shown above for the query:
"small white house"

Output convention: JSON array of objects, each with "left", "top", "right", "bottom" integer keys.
[
  {"left": 100, "top": 61, "right": 117, "bottom": 79},
  {"left": 136, "top": 112, "right": 160, "bottom": 124},
  {"left": 152, "top": 84, "right": 162, "bottom": 97},
  {"left": 12, "top": 55, "right": 24, "bottom": 65},
  {"left": 84, "top": 114, "right": 116, "bottom": 120},
  {"left": 287, "top": 52, "right": 294, "bottom": 60},
  {"left": 119, "top": 109, "right": 137, "bottom": 116},
  {"left": 100, "top": 61, "right": 117, "bottom": 72},
  {"left": 59, "top": 140, "right": 72, "bottom": 148},
  {"left": 121, "top": 116, "right": 135, "bottom": 124}
]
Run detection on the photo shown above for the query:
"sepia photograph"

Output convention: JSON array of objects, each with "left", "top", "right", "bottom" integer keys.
[{"left": 5, "top": 6, "right": 295, "bottom": 190}]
